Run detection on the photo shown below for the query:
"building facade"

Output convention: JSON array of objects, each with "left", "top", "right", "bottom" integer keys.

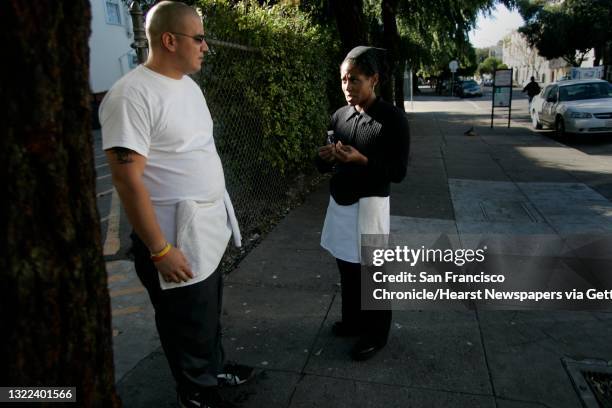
[
  {"left": 502, "top": 29, "right": 595, "bottom": 86},
  {"left": 89, "top": 0, "right": 137, "bottom": 95}
]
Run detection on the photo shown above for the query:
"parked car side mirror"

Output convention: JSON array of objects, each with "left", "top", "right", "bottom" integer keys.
[{"left": 546, "top": 96, "right": 557, "bottom": 103}]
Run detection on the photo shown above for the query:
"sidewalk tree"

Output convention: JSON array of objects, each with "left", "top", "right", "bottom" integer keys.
[
  {"left": 381, "top": 0, "right": 404, "bottom": 108},
  {"left": 477, "top": 56, "right": 504, "bottom": 76},
  {"left": 476, "top": 47, "right": 492, "bottom": 63},
  {"left": 517, "top": 0, "right": 612, "bottom": 67},
  {"left": 1, "top": 2, "right": 120, "bottom": 406},
  {"left": 365, "top": 0, "right": 507, "bottom": 106},
  {"left": 396, "top": 0, "right": 516, "bottom": 78},
  {"left": 330, "top": 0, "right": 367, "bottom": 53},
  {"left": 228, "top": 0, "right": 518, "bottom": 105}
]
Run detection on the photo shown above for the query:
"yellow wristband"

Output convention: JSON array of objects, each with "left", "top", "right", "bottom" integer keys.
[{"left": 150, "top": 242, "right": 171, "bottom": 258}]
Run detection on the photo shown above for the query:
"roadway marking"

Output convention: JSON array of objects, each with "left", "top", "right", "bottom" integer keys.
[
  {"left": 465, "top": 100, "right": 482, "bottom": 111},
  {"left": 110, "top": 286, "right": 146, "bottom": 298},
  {"left": 97, "top": 173, "right": 111, "bottom": 181},
  {"left": 97, "top": 188, "right": 113, "bottom": 198},
  {"left": 96, "top": 162, "right": 108, "bottom": 169},
  {"left": 103, "top": 188, "right": 121, "bottom": 256},
  {"left": 107, "top": 274, "right": 127, "bottom": 283},
  {"left": 112, "top": 306, "right": 142, "bottom": 317}
]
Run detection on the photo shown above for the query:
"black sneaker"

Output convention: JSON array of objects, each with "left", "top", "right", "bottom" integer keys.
[
  {"left": 178, "top": 390, "right": 203, "bottom": 408},
  {"left": 350, "top": 337, "right": 386, "bottom": 361},
  {"left": 217, "top": 362, "right": 255, "bottom": 387},
  {"left": 178, "top": 387, "right": 239, "bottom": 408}
]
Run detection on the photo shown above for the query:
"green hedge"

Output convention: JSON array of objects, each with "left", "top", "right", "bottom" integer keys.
[{"left": 197, "top": 0, "right": 341, "bottom": 174}]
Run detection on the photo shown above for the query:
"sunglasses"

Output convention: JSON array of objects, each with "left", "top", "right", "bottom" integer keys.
[{"left": 169, "top": 32, "right": 206, "bottom": 44}]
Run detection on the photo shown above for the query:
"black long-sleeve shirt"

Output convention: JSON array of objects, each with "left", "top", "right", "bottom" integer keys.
[{"left": 316, "top": 98, "right": 410, "bottom": 205}]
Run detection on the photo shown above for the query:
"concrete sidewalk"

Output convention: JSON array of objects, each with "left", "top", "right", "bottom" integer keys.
[{"left": 110, "top": 91, "right": 612, "bottom": 407}]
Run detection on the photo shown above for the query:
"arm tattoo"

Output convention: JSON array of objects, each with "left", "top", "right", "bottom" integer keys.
[{"left": 111, "top": 147, "right": 134, "bottom": 164}]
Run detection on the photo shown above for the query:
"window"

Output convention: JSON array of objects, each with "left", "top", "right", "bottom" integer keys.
[
  {"left": 545, "top": 85, "right": 558, "bottom": 102},
  {"left": 129, "top": 53, "right": 139, "bottom": 69},
  {"left": 105, "top": 0, "right": 122, "bottom": 25},
  {"left": 561, "top": 82, "right": 612, "bottom": 101}
]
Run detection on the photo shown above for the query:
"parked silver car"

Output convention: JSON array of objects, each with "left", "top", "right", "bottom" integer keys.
[{"left": 530, "top": 79, "right": 612, "bottom": 137}]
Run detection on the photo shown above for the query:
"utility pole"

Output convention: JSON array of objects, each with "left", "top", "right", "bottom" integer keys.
[{"left": 129, "top": 1, "right": 148, "bottom": 64}]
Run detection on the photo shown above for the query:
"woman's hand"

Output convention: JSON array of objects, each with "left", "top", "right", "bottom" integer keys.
[
  {"left": 318, "top": 144, "right": 336, "bottom": 163},
  {"left": 332, "top": 141, "right": 368, "bottom": 165}
]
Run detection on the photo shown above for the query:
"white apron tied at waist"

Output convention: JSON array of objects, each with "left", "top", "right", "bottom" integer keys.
[
  {"left": 159, "top": 190, "right": 241, "bottom": 290},
  {"left": 357, "top": 196, "right": 390, "bottom": 266},
  {"left": 321, "top": 196, "right": 389, "bottom": 265}
]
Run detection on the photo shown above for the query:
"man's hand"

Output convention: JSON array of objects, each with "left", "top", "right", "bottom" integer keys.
[
  {"left": 332, "top": 141, "right": 368, "bottom": 165},
  {"left": 155, "top": 247, "right": 194, "bottom": 283},
  {"left": 106, "top": 147, "right": 192, "bottom": 284},
  {"left": 318, "top": 144, "right": 336, "bottom": 163}
]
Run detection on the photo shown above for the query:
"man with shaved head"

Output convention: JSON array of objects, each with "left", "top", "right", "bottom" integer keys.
[{"left": 99, "top": 2, "right": 252, "bottom": 407}]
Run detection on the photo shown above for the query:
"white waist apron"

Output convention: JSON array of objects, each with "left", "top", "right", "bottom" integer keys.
[
  {"left": 157, "top": 190, "right": 242, "bottom": 290},
  {"left": 320, "top": 196, "right": 389, "bottom": 264}
]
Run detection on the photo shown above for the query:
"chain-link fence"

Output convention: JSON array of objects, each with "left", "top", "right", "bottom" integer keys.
[{"left": 195, "top": 39, "right": 318, "bottom": 241}]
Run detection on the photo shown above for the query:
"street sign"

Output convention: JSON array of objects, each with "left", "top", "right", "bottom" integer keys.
[
  {"left": 493, "top": 87, "right": 511, "bottom": 107},
  {"left": 449, "top": 60, "right": 459, "bottom": 73},
  {"left": 494, "top": 69, "right": 512, "bottom": 87},
  {"left": 491, "top": 68, "right": 514, "bottom": 128}
]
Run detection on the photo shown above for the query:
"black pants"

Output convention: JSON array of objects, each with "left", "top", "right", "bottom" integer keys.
[
  {"left": 131, "top": 233, "right": 224, "bottom": 392},
  {"left": 337, "top": 258, "right": 391, "bottom": 345}
]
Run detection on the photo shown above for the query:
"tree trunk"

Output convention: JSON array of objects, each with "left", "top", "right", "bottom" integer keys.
[
  {"left": 330, "top": 0, "right": 367, "bottom": 54},
  {"left": 594, "top": 45, "right": 602, "bottom": 66},
  {"left": 394, "top": 59, "right": 406, "bottom": 110},
  {"left": 605, "top": 42, "right": 612, "bottom": 81},
  {"left": 381, "top": 0, "right": 400, "bottom": 106},
  {"left": 0, "top": 2, "right": 121, "bottom": 407}
]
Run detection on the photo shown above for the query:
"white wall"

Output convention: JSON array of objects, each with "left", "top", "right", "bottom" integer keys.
[
  {"left": 89, "top": 0, "right": 136, "bottom": 93},
  {"left": 502, "top": 29, "right": 598, "bottom": 86}
]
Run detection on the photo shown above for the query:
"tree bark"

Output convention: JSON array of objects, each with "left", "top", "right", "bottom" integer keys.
[
  {"left": 394, "top": 58, "right": 406, "bottom": 109},
  {"left": 594, "top": 45, "right": 602, "bottom": 66},
  {"left": 330, "top": 0, "right": 367, "bottom": 54},
  {"left": 0, "top": 2, "right": 121, "bottom": 407},
  {"left": 381, "top": 0, "right": 402, "bottom": 110}
]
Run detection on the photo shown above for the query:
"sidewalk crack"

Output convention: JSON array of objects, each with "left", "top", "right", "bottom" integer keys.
[{"left": 286, "top": 288, "right": 338, "bottom": 408}]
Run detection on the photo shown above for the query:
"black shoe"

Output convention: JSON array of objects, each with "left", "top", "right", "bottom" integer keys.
[
  {"left": 178, "top": 390, "right": 199, "bottom": 408},
  {"left": 331, "top": 321, "right": 360, "bottom": 337},
  {"left": 217, "top": 362, "right": 255, "bottom": 387},
  {"left": 350, "top": 337, "right": 386, "bottom": 361},
  {"left": 178, "top": 387, "right": 239, "bottom": 408}
]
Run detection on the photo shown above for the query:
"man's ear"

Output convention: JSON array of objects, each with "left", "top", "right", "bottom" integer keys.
[{"left": 160, "top": 32, "right": 177, "bottom": 52}]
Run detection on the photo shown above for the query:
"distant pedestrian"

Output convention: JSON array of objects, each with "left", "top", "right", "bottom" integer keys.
[
  {"left": 523, "top": 76, "right": 541, "bottom": 104},
  {"left": 99, "top": 2, "right": 252, "bottom": 407},
  {"left": 316, "top": 46, "right": 410, "bottom": 361}
]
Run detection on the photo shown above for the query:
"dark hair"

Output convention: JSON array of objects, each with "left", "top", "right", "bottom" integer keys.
[{"left": 341, "top": 46, "right": 386, "bottom": 78}]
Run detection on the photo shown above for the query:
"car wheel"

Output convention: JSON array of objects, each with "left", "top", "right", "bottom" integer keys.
[
  {"left": 531, "top": 110, "right": 542, "bottom": 130},
  {"left": 555, "top": 116, "right": 567, "bottom": 139}
]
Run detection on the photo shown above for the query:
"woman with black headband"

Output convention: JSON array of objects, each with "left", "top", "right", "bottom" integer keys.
[{"left": 316, "top": 45, "right": 410, "bottom": 361}]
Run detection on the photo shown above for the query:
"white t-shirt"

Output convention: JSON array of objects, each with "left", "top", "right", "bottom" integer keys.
[
  {"left": 99, "top": 66, "right": 232, "bottom": 285},
  {"left": 100, "top": 65, "right": 225, "bottom": 206}
]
